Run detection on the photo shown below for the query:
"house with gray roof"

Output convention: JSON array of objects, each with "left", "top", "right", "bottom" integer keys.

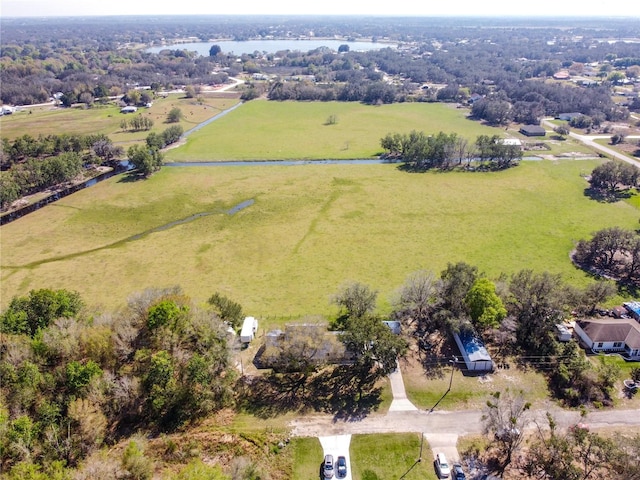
[
  {"left": 574, "top": 318, "right": 640, "bottom": 360},
  {"left": 519, "top": 125, "right": 546, "bottom": 136}
]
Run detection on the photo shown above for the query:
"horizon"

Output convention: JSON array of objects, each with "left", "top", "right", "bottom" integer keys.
[{"left": 3, "top": 0, "right": 639, "bottom": 19}]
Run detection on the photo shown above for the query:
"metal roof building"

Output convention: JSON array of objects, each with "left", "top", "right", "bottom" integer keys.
[{"left": 453, "top": 329, "right": 494, "bottom": 372}]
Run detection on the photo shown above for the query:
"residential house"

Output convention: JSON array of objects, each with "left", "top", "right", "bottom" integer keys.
[
  {"left": 519, "top": 125, "right": 546, "bottom": 137},
  {"left": 574, "top": 318, "right": 640, "bottom": 359},
  {"left": 557, "top": 112, "right": 582, "bottom": 121},
  {"left": 258, "top": 324, "right": 350, "bottom": 369}
]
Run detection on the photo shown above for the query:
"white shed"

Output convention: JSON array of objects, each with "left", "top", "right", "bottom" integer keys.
[
  {"left": 555, "top": 324, "right": 572, "bottom": 342},
  {"left": 240, "top": 316, "right": 258, "bottom": 343}
]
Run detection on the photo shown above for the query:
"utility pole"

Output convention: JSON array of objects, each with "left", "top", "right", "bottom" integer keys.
[{"left": 448, "top": 355, "right": 458, "bottom": 391}]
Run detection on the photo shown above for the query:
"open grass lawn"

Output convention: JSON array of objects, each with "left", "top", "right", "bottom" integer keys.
[
  {"left": 165, "top": 100, "right": 503, "bottom": 161},
  {"left": 350, "top": 433, "right": 438, "bottom": 480},
  {"left": 2, "top": 159, "right": 638, "bottom": 315},
  {"left": 401, "top": 346, "right": 551, "bottom": 411},
  {"left": 291, "top": 437, "right": 324, "bottom": 479}
]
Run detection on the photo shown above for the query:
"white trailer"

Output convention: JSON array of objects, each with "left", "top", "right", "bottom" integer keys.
[{"left": 240, "top": 316, "right": 258, "bottom": 343}]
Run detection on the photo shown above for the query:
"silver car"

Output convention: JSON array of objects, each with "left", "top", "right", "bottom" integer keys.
[{"left": 323, "top": 454, "right": 334, "bottom": 479}]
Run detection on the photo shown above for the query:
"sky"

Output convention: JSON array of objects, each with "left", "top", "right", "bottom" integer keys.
[{"left": 2, "top": 0, "right": 640, "bottom": 18}]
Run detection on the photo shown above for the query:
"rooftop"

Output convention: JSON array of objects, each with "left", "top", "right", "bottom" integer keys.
[
  {"left": 457, "top": 329, "right": 492, "bottom": 362},
  {"left": 577, "top": 318, "right": 640, "bottom": 349}
]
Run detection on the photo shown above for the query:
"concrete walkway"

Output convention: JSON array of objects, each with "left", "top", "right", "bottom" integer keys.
[
  {"left": 388, "top": 360, "right": 419, "bottom": 412},
  {"left": 388, "top": 361, "right": 460, "bottom": 466}
]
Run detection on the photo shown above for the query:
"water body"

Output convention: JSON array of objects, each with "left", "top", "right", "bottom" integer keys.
[
  {"left": 146, "top": 39, "right": 396, "bottom": 56},
  {"left": 165, "top": 159, "right": 396, "bottom": 167},
  {"left": 3, "top": 200, "right": 255, "bottom": 269}
]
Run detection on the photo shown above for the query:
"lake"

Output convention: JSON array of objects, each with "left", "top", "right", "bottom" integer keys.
[{"left": 146, "top": 39, "right": 396, "bottom": 56}]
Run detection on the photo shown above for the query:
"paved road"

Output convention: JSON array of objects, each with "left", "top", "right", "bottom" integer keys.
[
  {"left": 540, "top": 118, "right": 640, "bottom": 167},
  {"left": 290, "top": 405, "right": 640, "bottom": 438}
]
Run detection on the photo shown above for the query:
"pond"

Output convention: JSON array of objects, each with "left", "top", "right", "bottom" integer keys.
[{"left": 146, "top": 39, "right": 396, "bottom": 56}]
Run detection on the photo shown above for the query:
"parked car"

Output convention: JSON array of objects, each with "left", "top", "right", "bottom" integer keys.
[
  {"left": 453, "top": 463, "right": 466, "bottom": 480},
  {"left": 337, "top": 455, "right": 347, "bottom": 478},
  {"left": 435, "top": 452, "right": 451, "bottom": 478},
  {"left": 323, "top": 454, "right": 334, "bottom": 479}
]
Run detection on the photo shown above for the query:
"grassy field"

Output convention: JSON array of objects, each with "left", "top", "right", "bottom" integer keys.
[
  {"left": 402, "top": 355, "right": 551, "bottom": 411},
  {"left": 1, "top": 159, "right": 638, "bottom": 314},
  {"left": 350, "top": 433, "right": 438, "bottom": 480},
  {"left": 0, "top": 93, "right": 239, "bottom": 147},
  {"left": 165, "top": 100, "right": 503, "bottom": 161},
  {"left": 291, "top": 437, "right": 324, "bottom": 479},
  {"left": 289, "top": 433, "right": 438, "bottom": 479}
]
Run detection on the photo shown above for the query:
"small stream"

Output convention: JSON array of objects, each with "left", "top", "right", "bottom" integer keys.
[
  {"left": 0, "top": 99, "right": 546, "bottom": 226},
  {"left": 3, "top": 199, "right": 255, "bottom": 269},
  {"left": 0, "top": 99, "right": 400, "bottom": 226}
]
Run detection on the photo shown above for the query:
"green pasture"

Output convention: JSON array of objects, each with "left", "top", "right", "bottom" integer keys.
[
  {"left": 1, "top": 159, "right": 638, "bottom": 315},
  {"left": 350, "top": 433, "right": 438, "bottom": 480},
  {"left": 0, "top": 94, "right": 239, "bottom": 146},
  {"left": 165, "top": 100, "right": 503, "bottom": 161}
]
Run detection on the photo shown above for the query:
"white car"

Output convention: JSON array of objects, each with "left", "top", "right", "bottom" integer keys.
[{"left": 435, "top": 452, "right": 451, "bottom": 478}]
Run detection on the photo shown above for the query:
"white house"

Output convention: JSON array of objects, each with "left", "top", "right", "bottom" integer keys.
[
  {"left": 240, "top": 316, "right": 259, "bottom": 344},
  {"left": 574, "top": 318, "right": 640, "bottom": 359},
  {"left": 453, "top": 329, "right": 494, "bottom": 372}
]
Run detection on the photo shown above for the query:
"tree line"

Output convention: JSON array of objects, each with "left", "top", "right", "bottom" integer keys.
[
  {"left": 0, "top": 133, "right": 123, "bottom": 209},
  {"left": 0, "top": 125, "right": 182, "bottom": 209},
  {"left": 380, "top": 131, "right": 523, "bottom": 170}
]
